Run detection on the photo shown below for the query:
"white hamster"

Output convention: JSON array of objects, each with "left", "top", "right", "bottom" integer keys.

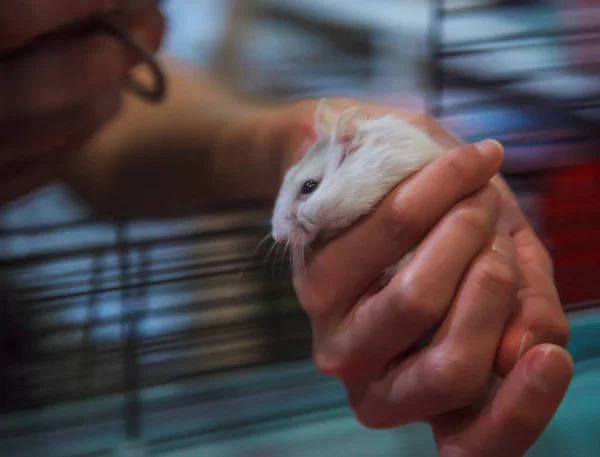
[{"left": 271, "top": 98, "right": 445, "bottom": 260}]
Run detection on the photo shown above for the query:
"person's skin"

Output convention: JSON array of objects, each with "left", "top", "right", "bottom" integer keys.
[
  {"left": 1, "top": 3, "right": 573, "bottom": 455},
  {"left": 0, "top": 0, "right": 164, "bottom": 204},
  {"left": 64, "top": 61, "right": 572, "bottom": 456}
]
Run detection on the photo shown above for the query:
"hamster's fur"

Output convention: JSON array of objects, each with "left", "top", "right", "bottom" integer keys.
[{"left": 271, "top": 98, "right": 445, "bottom": 255}]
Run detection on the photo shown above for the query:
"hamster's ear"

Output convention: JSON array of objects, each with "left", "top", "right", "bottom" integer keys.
[
  {"left": 314, "top": 98, "right": 337, "bottom": 138},
  {"left": 334, "top": 107, "right": 367, "bottom": 148}
]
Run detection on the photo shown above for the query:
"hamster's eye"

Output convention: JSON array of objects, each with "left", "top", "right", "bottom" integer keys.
[{"left": 300, "top": 180, "right": 319, "bottom": 196}]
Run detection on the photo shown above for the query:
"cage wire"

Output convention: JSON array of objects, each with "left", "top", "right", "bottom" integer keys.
[
  {"left": 1, "top": 0, "right": 600, "bottom": 456},
  {"left": 426, "top": 0, "right": 600, "bottom": 308}
]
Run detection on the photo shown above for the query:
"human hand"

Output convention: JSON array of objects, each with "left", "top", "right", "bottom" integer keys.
[
  {"left": 261, "top": 98, "right": 572, "bottom": 455},
  {"left": 0, "top": 1, "right": 164, "bottom": 205},
  {"left": 272, "top": 97, "right": 570, "bottom": 376},
  {"left": 431, "top": 342, "right": 572, "bottom": 457}
]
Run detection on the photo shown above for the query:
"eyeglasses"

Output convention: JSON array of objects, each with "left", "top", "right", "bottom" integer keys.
[{"left": 92, "top": 1, "right": 166, "bottom": 103}]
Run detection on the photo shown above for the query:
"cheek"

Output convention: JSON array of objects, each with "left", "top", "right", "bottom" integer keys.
[
  {"left": 296, "top": 200, "right": 308, "bottom": 217},
  {"left": 298, "top": 197, "right": 319, "bottom": 224}
]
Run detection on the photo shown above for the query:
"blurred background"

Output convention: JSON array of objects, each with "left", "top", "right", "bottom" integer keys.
[{"left": 1, "top": 0, "right": 600, "bottom": 456}]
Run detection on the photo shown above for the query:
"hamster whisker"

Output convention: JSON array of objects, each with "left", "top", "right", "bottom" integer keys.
[
  {"left": 268, "top": 245, "right": 275, "bottom": 278},
  {"left": 278, "top": 242, "right": 286, "bottom": 272},
  {"left": 254, "top": 233, "right": 272, "bottom": 257},
  {"left": 263, "top": 240, "right": 278, "bottom": 266},
  {"left": 300, "top": 241, "right": 307, "bottom": 275},
  {"left": 278, "top": 241, "right": 288, "bottom": 276},
  {"left": 291, "top": 245, "right": 299, "bottom": 274},
  {"left": 284, "top": 241, "right": 291, "bottom": 274}
]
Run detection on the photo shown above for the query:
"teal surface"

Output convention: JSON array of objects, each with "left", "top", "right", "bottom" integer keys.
[
  {"left": 528, "top": 311, "right": 600, "bottom": 457},
  {"left": 165, "top": 310, "right": 600, "bottom": 457},
  {"left": 1, "top": 310, "right": 598, "bottom": 456}
]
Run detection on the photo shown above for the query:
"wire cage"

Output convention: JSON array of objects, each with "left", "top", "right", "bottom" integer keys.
[
  {"left": 0, "top": 198, "right": 324, "bottom": 455},
  {"left": 1, "top": 1, "right": 600, "bottom": 456},
  {"left": 427, "top": 0, "right": 600, "bottom": 309}
]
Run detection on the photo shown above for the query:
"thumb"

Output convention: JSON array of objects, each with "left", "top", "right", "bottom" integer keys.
[{"left": 434, "top": 344, "right": 573, "bottom": 457}]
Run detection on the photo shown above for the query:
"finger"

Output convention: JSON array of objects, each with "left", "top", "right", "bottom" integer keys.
[
  {"left": 432, "top": 344, "right": 573, "bottom": 457},
  {"left": 337, "top": 184, "right": 503, "bottom": 373},
  {"left": 295, "top": 140, "right": 504, "bottom": 322},
  {"left": 0, "top": 0, "right": 117, "bottom": 52},
  {"left": 0, "top": 7, "right": 164, "bottom": 121},
  {"left": 495, "top": 237, "right": 569, "bottom": 375},
  {"left": 349, "top": 233, "right": 520, "bottom": 428},
  {"left": 491, "top": 176, "right": 570, "bottom": 375},
  {"left": 0, "top": 91, "right": 121, "bottom": 206},
  {"left": 0, "top": 90, "right": 122, "bottom": 166}
]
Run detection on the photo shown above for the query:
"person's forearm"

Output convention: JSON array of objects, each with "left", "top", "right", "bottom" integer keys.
[{"left": 64, "top": 55, "right": 290, "bottom": 219}]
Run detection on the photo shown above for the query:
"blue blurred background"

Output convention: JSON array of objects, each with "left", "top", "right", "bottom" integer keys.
[{"left": 1, "top": 0, "right": 599, "bottom": 456}]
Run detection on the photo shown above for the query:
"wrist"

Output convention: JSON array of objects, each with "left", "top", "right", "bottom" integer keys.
[
  {"left": 208, "top": 101, "right": 290, "bottom": 206},
  {"left": 219, "top": 98, "right": 319, "bottom": 201},
  {"left": 259, "top": 98, "right": 322, "bottom": 181}
]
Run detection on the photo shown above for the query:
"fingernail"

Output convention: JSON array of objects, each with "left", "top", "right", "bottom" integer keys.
[
  {"left": 475, "top": 139, "right": 504, "bottom": 159},
  {"left": 491, "top": 233, "right": 514, "bottom": 257},
  {"left": 530, "top": 344, "right": 573, "bottom": 392},
  {"left": 517, "top": 331, "right": 537, "bottom": 360}
]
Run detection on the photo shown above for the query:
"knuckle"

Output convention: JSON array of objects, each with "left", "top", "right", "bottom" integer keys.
[
  {"left": 351, "top": 406, "right": 394, "bottom": 430},
  {"left": 472, "top": 257, "right": 519, "bottom": 295},
  {"left": 388, "top": 191, "right": 411, "bottom": 227},
  {"left": 422, "top": 350, "right": 488, "bottom": 403},
  {"left": 313, "top": 348, "right": 352, "bottom": 378},
  {"left": 295, "top": 281, "right": 338, "bottom": 321},
  {"left": 453, "top": 205, "right": 491, "bottom": 237},
  {"left": 443, "top": 146, "right": 475, "bottom": 182},
  {"left": 346, "top": 383, "right": 400, "bottom": 429},
  {"left": 391, "top": 274, "right": 441, "bottom": 326},
  {"left": 387, "top": 191, "right": 421, "bottom": 239}
]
